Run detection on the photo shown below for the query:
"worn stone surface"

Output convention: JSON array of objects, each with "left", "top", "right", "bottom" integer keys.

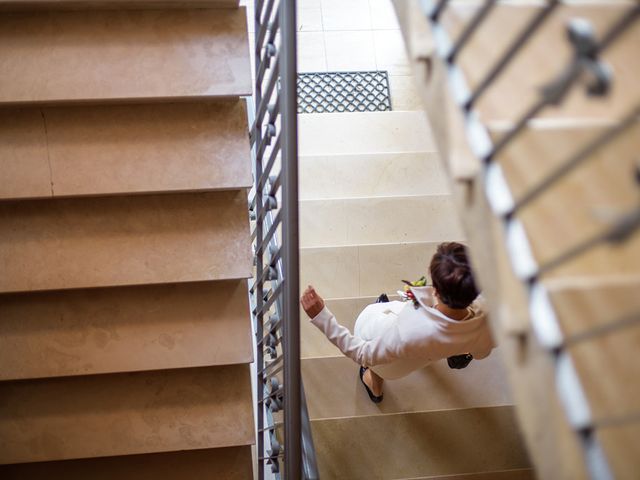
[
  {"left": 0, "top": 280, "right": 252, "bottom": 380},
  {"left": 0, "top": 101, "right": 252, "bottom": 199},
  {"left": 311, "top": 407, "right": 531, "bottom": 479},
  {"left": 0, "top": 365, "right": 254, "bottom": 464},
  {"left": 0, "top": 447, "right": 252, "bottom": 479},
  {"left": 0, "top": 7, "right": 251, "bottom": 104},
  {"left": 0, "top": 190, "right": 252, "bottom": 293}
]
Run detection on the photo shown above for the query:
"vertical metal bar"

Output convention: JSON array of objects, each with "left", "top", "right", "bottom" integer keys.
[
  {"left": 447, "top": 0, "right": 497, "bottom": 63},
  {"left": 597, "top": 5, "right": 640, "bottom": 52},
  {"left": 254, "top": 3, "right": 265, "bottom": 478},
  {"left": 465, "top": 0, "right": 560, "bottom": 110},
  {"left": 280, "top": 0, "right": 300, "bottom": 477},
  {"left": 428, "top": 0, "right": 450, "bottom": 21},
  {"left": 300, "top": 382, "right": 319, "bottom": 479}
]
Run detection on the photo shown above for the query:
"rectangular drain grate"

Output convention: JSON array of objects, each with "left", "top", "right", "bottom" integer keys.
[{"left": 297, "top": 71, "right": 392, "bottom": 114}]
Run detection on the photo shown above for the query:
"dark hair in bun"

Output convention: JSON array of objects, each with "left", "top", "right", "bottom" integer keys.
[{"left": 429, "top": 242, "right": 479, "bottom": 309}]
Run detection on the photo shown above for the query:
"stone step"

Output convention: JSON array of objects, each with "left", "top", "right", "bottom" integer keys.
[
  {"left": 440, "top": 2, "right": 640, "bottom": 124},
  {"left": 0, "top": 101, "right": 252, "bottom": 200},
  {"left": 398, "top": 469, "right": 536, "bottom": 480},
  {"left": 0, "top": 364, "right": 254, "bottom": 464},
  {"left": 490, "top": 120, "right": 640, "bottom": 279},
  {"left": 0, "top": 190, "right": 252, "bottom": 293},
  {"left": 302, "top": 350, "right": 513, "bottom": 420},
  {"left": 490, "top": 119, "right": 639, "bottom": 204},
  {"left": 300, "top": 241, "right": 448, "bottom": 300},
  {"left": 0, "top": 0, "right": 239, "bottom": 10},
  {"left": 300, "top": 195, "right": 463, "bottom": 248},
  {"left": 310, "top": 407, "right": 531, "bottom": 479},
  {"left": 0, "top": 447, "right": 252, "bottom": 479},
  {"left": 568, "top": 320, "right": 640, "bottom": 424},
  {"left": 540, "top": 275, "right": 640, "bottom": 422},
  {"left": 0, "top": 8, "right": 250, "bottom": 105},
  {"left": 546, "top": 274, "right": 640, "bottom": 339},
  {"left": 298, "top": 111, "right": 436, "bottom": 156},
  {"left": 0, "top": 279, "right": 252, "bottom": 381},
  {"left": 299, "top": 152, "right": 449, "bottom": 200},
  {"left": 596, "top": 421, "right": 640, "bottom": 480}
]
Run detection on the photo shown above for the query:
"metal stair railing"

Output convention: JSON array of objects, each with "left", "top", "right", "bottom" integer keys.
[
  {"left": 420, "top": 1, "right": 640, "bottom": 479},
  {"left": 247, "top": 1, "right": 319, "bottom": 478}
]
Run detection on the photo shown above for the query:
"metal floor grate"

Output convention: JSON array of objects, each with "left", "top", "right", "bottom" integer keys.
[{"left": 297, "top": 71, "right": 392, "bottom": 114}]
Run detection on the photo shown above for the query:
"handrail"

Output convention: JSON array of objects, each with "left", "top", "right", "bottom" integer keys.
[
  {"left": 420, "top": 1, "right": 640, "bottom": 479},
  {"left": 247, "top": 0, "right": 319, "bottom": 478}
]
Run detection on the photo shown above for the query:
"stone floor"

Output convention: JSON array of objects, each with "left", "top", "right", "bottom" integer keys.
[{"left": 243, "top": 0, "right": 422, "bottom": 111}]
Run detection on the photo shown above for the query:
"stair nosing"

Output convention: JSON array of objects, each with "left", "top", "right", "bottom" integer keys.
[{"left": 308, "top": 404, "right": 518, "bottom": 423}]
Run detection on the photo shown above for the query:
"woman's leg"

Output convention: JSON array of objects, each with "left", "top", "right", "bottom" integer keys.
[{"left": 363, "top": 368, "right": 384, "bottom": 396}]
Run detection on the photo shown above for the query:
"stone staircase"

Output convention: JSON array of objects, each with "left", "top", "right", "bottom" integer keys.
[
  {"left": 298, "top": 111, "right": 534, "bottom": 479},
  {"left": 394, "top": 0, "right": 640, "bottom": 478},
  {"left": 0, "top": 1, "right": 254, "bottom": 478}
]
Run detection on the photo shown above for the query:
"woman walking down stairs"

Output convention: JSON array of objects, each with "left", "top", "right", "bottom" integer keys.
[{"left": 297, "top": 110, "right": 532, "bottom": 479}]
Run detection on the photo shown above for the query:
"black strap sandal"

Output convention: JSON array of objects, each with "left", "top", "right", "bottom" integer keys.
[
  {"left": 376, "top": 293, "right": 390, "bottom": 303},
  {"left": 447, "top": 354, "right": 473, "bottom": 369},
  {"left": 359, "top": 366, "right": 383, "bottom": 403}
]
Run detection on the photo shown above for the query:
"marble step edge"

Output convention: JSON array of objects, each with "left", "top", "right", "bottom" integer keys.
[
  {"left": 300, "top": 239, "right": 466, "bottom": 252},
  {"left": 308, "top": 404, "right": 517, "bottom": 423},
  {"left": 0, "top": 1, "right": 239, "bottom": 10},
  {"left": 299, "top": 149, "right": 443, "bottom": 159},
  {"left": 395, "top": 467, "right": 536, "bottom": 480},
  {"left": 0, "top": 184, "right": 254, "bottom": 203},
  {"left": 300, "top": 192, "right": 454, "bottom": 203}
]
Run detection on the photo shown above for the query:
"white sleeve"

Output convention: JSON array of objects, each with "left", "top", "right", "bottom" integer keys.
[{"left": 310, "top": 306, "right": 403, "bottom": 367}]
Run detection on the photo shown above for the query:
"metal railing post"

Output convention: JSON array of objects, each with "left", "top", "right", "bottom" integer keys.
[{"left": 280, "top": 0, "right": 301, "bottom": 477}]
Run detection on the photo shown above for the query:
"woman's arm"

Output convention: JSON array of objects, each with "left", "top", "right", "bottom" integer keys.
[
  {"left": 310, "top": 306, "right": 402, "bottom": 367},
  {"left": 301, "top": 286, "right": 402, "bottom": 367}
]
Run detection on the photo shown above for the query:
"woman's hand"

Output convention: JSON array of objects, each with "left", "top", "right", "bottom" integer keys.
[{"left": 301, "top": 285, "right": 325, "bottom": 319}]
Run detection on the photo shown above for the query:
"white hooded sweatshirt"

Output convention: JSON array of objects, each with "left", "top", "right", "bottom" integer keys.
[{"left": 310, "top": 286, "right": 495, "bottom": 379}]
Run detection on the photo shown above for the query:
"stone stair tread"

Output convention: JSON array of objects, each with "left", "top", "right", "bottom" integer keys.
[
  {"left": 0, "top": 364, "right": 254, "bottom": 464},
  {"left": 299, "top": 152, "right": 450, "bottom": 200},
  {"left": 311, "top": 407, "right": 531, "bottom": 480},
  {"left": 546, "top": 274, "right": 640, "bottom": 339},
  {"left": 0, "top": 279, "right": 252, "bottom": 381},
  {"left": 569, "top": 321, "right": 640, "bottom": 423},
  {"left": 545, "top": 235, "right": 640, "bottom": 279},
  {"left": 302, "top": 352, "right": 513, "bottom": 420},
  {"left": 0, "top": 8, "right": 250, "bottom": 105},
  {"left": 0, "top": 101, "right": 252, "bottom": 200},
  {"left": 299, "top": 111, "right": 436, "bottom": 156},
  {"left": 0, "top": 190, "right": 252, "bottom": 293},
  {"left": 0, "top": 0, "right": 239, "bottom": 9},
  {"left": 300, "top": 195, "right": 464, "bottom": 248},
  {"left": 441, "top": 2, "right": 640, "bottom": 123},
  {"left": 0, "top": 447, "right": 252, "bottom": 479},
  {"left": 300, "top": 241, "right": 449, "bottom": 300},
  {"left": 489, "top": 119, "right": 639, "bottom": 203},
  {"left": 595, "top": 421, "right": 640, "bottom": 480},
  {"left": 491, "top": 122, "right": 640, "bottom": 278},
  {"left": 395, "top": 468, "right": 536, "bottom": 480}
]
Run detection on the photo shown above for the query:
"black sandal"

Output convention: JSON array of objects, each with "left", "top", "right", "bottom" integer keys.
[{"left": 359, "top": 366, "right": 383, "bottom": 403}]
